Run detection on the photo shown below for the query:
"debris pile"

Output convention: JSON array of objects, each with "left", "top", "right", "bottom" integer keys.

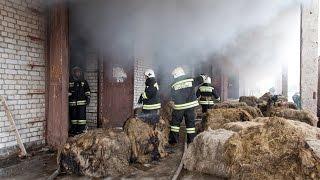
[
  {"left": 123, "top": 118, "right": 168, "bottom": 164},
  {"left": 59, "top": 129, "right": 132, "bottom": 178},
  {"left": 184, "top": 117, "right": 320, "bottom": 179}
]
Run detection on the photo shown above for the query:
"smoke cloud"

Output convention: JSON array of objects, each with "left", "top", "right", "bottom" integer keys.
[{"left": 67, "top": 0, "right": 303, "bottom": 96}]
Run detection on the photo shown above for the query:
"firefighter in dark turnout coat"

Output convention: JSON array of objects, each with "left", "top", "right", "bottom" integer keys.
[
  {"left": 169, "top": 67, "right": 207, "bottom": 144},
  {"left": 138, "top": 69, "right": 161, "bottom": 124},
  {"left": 69, "top": 67, "right": 91, "bottom": 135},
  {"left": 196, "top": 77, "right": 220, "bottom": 113}
]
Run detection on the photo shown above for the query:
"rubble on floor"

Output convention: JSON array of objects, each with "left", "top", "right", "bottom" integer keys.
[
  {"left": 59, "top": 129, "right": 132, "bottom": 178},
  {"left": 123, "top": 118, "right": 168, "bottom": 164}
]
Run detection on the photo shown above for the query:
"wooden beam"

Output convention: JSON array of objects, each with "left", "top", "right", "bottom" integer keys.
[
  {"left": 0, "top": 96, "right": 27, "bottom": 157},
  {"left": 46, "top": 2, "right": 69, "bottom": 148}
]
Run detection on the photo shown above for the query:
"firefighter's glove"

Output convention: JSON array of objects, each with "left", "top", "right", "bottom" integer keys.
[
  {"left": 86, "top": 98, "right": 91, "bottom": 106},
  {"left": 138, "top": 95, "right": 143, "bottom": 104}
]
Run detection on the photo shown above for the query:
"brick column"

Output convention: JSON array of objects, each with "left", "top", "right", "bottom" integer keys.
[
  {"left": 300, "top": 1, "right": 318, "bottom": 115},
  {"left": 282, "top": 65, "right": 288, "bottom": 98}
]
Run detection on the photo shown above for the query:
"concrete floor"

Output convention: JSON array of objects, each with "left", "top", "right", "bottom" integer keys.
[{"left": 0, "top": 146, "right": 224, "bottom": 180}]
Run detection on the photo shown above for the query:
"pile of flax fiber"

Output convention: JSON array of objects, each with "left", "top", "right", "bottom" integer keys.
[
  {"left": 123, "top": 117, "right": 168, "bottom": 164},
  {"left": 59, "top": 129, "right": 132, "bottom": 178},
  {"left": 224, "top": 117, "right": 320, "bottom": 179},
  {"left": 203, "top": 108, "right": 253, "bottom": 130}
]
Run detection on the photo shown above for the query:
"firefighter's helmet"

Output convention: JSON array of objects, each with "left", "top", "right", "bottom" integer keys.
[
  {"left": 204, "top": 76, "right": 212, "bottom": 84},
  {"left": 172, "top": 67, "right": 185, "bottom": 79},
  {"left": 72, "top": 66, "right": 82, "bottom": 73},
  {"left": 144, "top": 69, "right": 155, "bottom": 78}
]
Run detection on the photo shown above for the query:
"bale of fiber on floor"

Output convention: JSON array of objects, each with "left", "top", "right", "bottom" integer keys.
[
  {"left": 184, "top": 117, "right": 320, "bottom": 179},
  {"left": 268, "top": 108, "right": 318, "bottom": 126},
  {"left": 183, "top": 129, "right": 235, "bottom": 178},
  {"left": 203, "top": 108, "right": 253, "bottom": 130},
  {"left": 239, "top": 96, "right": 260, "bottom": 107},
  {"left": 225, "top": 117, "right": 320, "bottom": 179},
  {"left": 253, "top": 117, "right": 320, "bottom": 140},
  {"left": 59, "top": 129, "right": 132, "bottom": 178},
  {"left": 123, "top": 118, "right": 168, "bottom": 164},
  {"left": 213, "top": 101, "right": 248, "bottom": 109},
  {"left": 212, "top": 101, "right": 263, "bottom": 118}
]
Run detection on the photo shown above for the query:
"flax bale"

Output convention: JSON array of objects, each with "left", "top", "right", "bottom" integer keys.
[
  {"left": 59, "top": 129, "right": 132, "bottom": 178},
  {"left": 204, "top": 108, "right": 253, "bottom": 130},
  {"left": 254, "top": 117, "right": 320, "bottom": 140},
  {"left": 213, "top": 101, "right": 247, "bottom": 109},
  {"left": 160, "top": 101, "right": 174, "bottom": 123},
  {"left": 123, "top": 118, "right": 168, "bottom": 164},
  {"left": 259, "top": 92, "right": 272, "bottom": 102},
  {"left": 222, "top": 121, "right": 264, "bottom": 132},
  {"left": 159, "top": 101, "right": 174, "bottom": 145},
  {"left": 224, "top": 117, "right": 320, "bottom": 180},
  {"left": 269, "top": 108, "right": 318, "bottom": 126},
  {"left": 238, "top": 105, "right": 263, "bottom": 118},
  {"left": 239, "top": 96, "right": 260, "bottom": 107},
  {"left": 155, "top": 117, "right": 170, "bottom": 147},
  {"left": 183, "top": 129, "right": 235, "bottom": 178}
]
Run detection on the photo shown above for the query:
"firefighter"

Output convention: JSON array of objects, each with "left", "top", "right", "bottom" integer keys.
[
  {"left": 169, "top": 67, "right": 207, "bottom": 144},
  {"left": 69, "top": 66, "right": 91, "bottom": 135},
  {"left": 196, "top": 77, "right": 220, "bottom": 113},
  {"left": 138, "top": 69, "right": 161, "bottom": 124}
]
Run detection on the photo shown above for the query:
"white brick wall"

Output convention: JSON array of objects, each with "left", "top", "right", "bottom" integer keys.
[
  {"left": 0, "top": 0, "right": 46, "bottom": 156},
  {"left": 301, "top": 0, "right": 319, "bottom": 115},
  {"left": 84, "top": 51, "right": 99, "bottom": 129}
]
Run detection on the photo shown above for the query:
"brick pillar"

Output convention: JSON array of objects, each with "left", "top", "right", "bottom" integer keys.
[
  {"left": 221, "top": 75, "right": 228, "bottom": 101},
  {"left": 282, "top": 65, "right": 288, "bottom": 98},
  {"left": 47, "top": 3, "right": 69, "bottom": 148},
  {"left": 300, "top": 1, "right": 318, "bottom": 115}
]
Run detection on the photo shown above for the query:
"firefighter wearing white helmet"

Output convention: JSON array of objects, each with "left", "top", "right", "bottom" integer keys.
[
  {"left": 196, "top": 76, "right": 220, "bottom": 113},
  {"left": 169, "top": 67, "right": 207, "bottom": 144},
  {"left": 138, "top": 69, "right": 161, "bottom": 113}
]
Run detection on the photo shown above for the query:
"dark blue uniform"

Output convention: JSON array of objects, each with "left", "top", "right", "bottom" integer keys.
[
  {"left": 69, "top": 77, "right": 90, "bottom": 135},
  {"left": 196, "top": 83, "right": 220, "bottom": 113},
  {"left": 169, "top": 76, "right": 204, "bottom": 144}
]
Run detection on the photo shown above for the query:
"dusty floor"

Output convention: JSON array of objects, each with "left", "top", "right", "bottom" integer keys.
[
  {"left": 0, "top": 144, "right": 224, "bottom": 180},
  {"left": 0, "top": 151, "right": 57, "bottom": 180}
]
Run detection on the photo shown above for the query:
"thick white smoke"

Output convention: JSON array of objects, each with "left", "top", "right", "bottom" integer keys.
[{"left": 68, "top": 0, "right": 303, "bottom": 97}]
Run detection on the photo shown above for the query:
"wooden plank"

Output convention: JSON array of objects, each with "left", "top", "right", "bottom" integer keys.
[
  {"left": 46, "top": 2, "right": 69, "bottom": 148},
  {"left": 0, "top": 96, "right": 27, "bottom": 157}
]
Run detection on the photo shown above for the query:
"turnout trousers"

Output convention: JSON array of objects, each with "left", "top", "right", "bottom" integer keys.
[
  {"left": 169, "top": 108, "right": 196, "bottom": 144},
  {"left": 69, "top": 105, "right": 87, "bottom": 135},
  {"left": 201, "top": 104, "right": 213, "bottom": 113}
]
